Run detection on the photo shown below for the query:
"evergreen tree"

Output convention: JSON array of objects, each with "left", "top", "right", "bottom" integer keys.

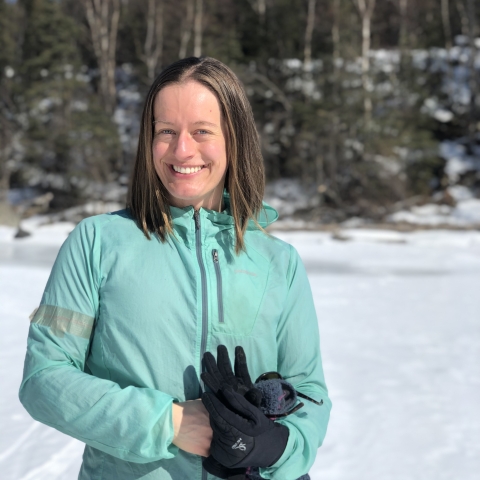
[{"left": 15, "top": 0, "right": 120, "bottom": 209}]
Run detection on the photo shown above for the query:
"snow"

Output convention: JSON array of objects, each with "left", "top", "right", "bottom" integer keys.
[
  {"left": 1, "top": 226, "right": 480, "bottom": 479},
  {"left": 388, "top": 199, "right": 480, "bottom": 227},
  {"left": 447, "top": 185, "right": 474, "bottom": 202},
  {"left": 440, "top": 140, "right": 480, "bottom": 183},
  {"left": 265, "top": 178, "right": 319, "bottom": 217}
]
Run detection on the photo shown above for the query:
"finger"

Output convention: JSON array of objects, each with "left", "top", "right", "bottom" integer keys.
[
  {"left": 203, "top": 351, "right": 225, "bottom": 386},
  {"left": 202, "top": 392, "right": 245, "bottom": 434},
  {"left": 220, "top": 385, "right": 262, "bottom": 424},
  {"left": 201, "top": 372, "right": 221, "bottom": 394},
  {"left": 201, "top": 393, "right": 229, "bottom": 432},
  {"left": 245, "top": 387, "right": 263, "bottom": 408},
  {"left": 217, "top": 345, "right": 239, "bottom": 389},
  {"left": 234, "top": 346, "right": 253, "bottom": 388}
]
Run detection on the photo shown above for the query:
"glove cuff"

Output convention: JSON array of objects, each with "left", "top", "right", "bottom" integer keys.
[
  {"left": 203, "top": 455, "right": 246, "bottom": 479},
  {"left": 253, "top": 422, "right": 289, "bottom": 468}
]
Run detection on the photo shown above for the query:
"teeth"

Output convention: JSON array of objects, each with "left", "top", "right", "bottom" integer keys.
[{"left": 172, "top": 165, "right": 203, "bottom": 174}]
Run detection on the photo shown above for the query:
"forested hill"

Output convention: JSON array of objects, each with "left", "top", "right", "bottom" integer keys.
[{"left": 1, "top": 0, "right": 479, "bottom": 226}]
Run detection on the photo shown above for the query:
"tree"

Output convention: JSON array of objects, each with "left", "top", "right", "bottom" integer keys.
[
  {"left": 179, "top": 0, "right": 194, "bottom": 58},
  {"left": 81, "top": 0, "right": 120, "bottom": 115},
  {"left": 0, "top": 0, "right": 19, "bottom": 209},
  {"left": 466, "top": 0, "right": 478, "bottom": 141},
  {"left": 138, "top": 0, "right": 164, "bottom": 82},
  {"left": 352, "top": 0, "right": 376, "bottom": 124},
  {"left": 441, "top": 0, "right": 452, "bottom": 50},
  {"left": 303, "top": 0, "right": 316, "bottom": 71},
  {"left": 193, "top": 0, "right": 203, "bottom": 57}
]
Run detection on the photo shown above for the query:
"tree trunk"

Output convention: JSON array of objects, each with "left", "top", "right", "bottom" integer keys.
[
  {"left": 82, "top": 0, "right": 120, "bottom": 116},
  {"left": 332, "top": 0, "right": 340, "bottom": 66},
  {"left": 303, "top": 0, "right": 316, "bottom": 71},
  {"left": 143, "top": 0, "right": 164, "bottom": 82},
  {"left": 354, "top": 0, "right": 376, "bottom": 125},
  {"left": 454, "top": 0, "right": 469, "bottom": 37},
  {"left": 398, "top": 0, "right": 408, "bottom": 52},
  {"left": 247, "top": 0, "right": 266, "bottom": 21},
  {"left": 258, "top": 0, "right": 266, "bottom": 21},
  {"left": 179, "top": 0, "right": 194, "bottom": 58},
  {"left": 466, "top": 0, "right": 478, "bottom": 141},
  {"left": 193, "top": 0, "right": 203, "bottom": 57},
  {"left": 441, "top": 0, "right": 452, "bottom": 50},
  {"left": 0, "top": 136, "right": 12, "bottom": 204},
  {"left": 329, "top": 0, "right": 341, "bottom": 193}
]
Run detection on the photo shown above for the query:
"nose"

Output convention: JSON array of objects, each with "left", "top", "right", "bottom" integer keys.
[{"left": 173, "top": 130, "right": 196, "bottom": 161}]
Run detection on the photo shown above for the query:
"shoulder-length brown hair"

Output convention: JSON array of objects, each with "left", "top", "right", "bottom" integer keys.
[{"left": 127, "top": 56, "right": 265, "bottom": 253}]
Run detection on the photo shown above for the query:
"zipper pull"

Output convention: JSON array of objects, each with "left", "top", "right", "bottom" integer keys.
[{"left": 212, "top": 249, "right": 219, "bottom": 263}]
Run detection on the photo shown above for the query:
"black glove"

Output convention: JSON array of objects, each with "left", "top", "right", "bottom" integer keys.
[
  {"left": 202, "top": 345, "right": 262, "bottom": 406},
  {"left": 202, "top": 345, "right": 262, "bottom": 478},
  {"left": 202, "top": 455, "right": 247, "bottom": 479},
  {"left": 202, "top": 384, "right": 289, "bottom": 469}
]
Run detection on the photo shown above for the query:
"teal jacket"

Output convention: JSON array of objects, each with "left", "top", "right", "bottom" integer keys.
[{"left": 19, "top": 200, "right": 331, "bottom": 480}]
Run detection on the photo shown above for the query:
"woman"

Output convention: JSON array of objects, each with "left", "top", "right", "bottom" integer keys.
[{"left": 19, "top": 57, "right": 331, "bottom": 479}]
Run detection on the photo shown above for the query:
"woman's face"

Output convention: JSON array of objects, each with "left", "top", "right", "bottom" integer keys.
[{"left": 152, "top": 81, "right": 228, "bottom": 211}]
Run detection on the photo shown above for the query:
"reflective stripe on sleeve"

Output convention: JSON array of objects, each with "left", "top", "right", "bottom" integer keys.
[{"left": 30, "top": 305, "right": 95, "bottom": 339}]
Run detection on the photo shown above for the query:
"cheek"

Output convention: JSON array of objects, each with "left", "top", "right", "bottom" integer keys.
[
  {"left": 201, "top": 142, "right": 227, "bottom": 169},
  {"left": 152, "top": 143, "right": 169, "bottom": 174},
  {"left": 152, "top": 140, "right": 168, "bottom": 159}
]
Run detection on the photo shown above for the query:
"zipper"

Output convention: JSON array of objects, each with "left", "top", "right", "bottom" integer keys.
[
  {"left": 194, "top": 211, "right": 209, "bottom": 397},
  {"left": 212, "top": 249, "right": 225, "bottom": 324},
  {"left": 201, "top": 455, "right": 207, "bottom": 480},
  {"left": 194, "top": 214, "right": 212, "bottom": 480}
]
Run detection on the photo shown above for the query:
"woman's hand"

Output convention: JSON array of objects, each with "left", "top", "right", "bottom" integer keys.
[{"left": 171, "top": 399, "right": 212, "bottom": 457}]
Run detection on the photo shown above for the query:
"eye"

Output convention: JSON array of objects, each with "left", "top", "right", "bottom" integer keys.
[
  {"left": 195, "top": 129, "right": 211, "bottom": 135},
  {"left": 158, "top": 129, "right": 175, "bottom": 135}
]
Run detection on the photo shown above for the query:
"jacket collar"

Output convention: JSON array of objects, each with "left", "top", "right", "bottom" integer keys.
[{"left": 169, "top": 192, "right": 279, "bottom": 231}]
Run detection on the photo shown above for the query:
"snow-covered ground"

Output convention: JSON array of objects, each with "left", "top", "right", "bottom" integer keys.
[{"left": 1, "top": 224, "right": 479, "bottom": 480}]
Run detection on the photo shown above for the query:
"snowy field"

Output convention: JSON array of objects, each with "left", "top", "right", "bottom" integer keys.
[{"left": 1, "top": 224, "right": 480, "bottom": 480}]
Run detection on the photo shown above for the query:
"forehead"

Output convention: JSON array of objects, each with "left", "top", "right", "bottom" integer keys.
[{"left": 153, "top": 81, "right": 222, "bottom": 121}]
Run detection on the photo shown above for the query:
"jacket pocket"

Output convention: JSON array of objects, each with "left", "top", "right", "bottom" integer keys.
[
  {"left": 212, "top": 249, "right": 225, "bottom": 324},
  {"left": 211, "top": 248, "right": 269, "bottom": 336}
]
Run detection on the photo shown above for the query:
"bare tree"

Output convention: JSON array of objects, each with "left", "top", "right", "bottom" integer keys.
[
  {"left": 329, "top": 0, "right": 341, "bottom": 194},
  {"left": 353, "top": 0, "right": 376, "bottom": 124},
  {"left": 332, "top": 0, "right": 341, "bottom": 65},
  {"left": 454, "top": 0, "right": 469, "bottom": 37},
  {"left": 193, "top": 0, "right": 203, "bottom": 57},
  {"left": 398, "top": 0, "right": 408, "bottom": 52},
  {"left": 139, "top": 0, "right": 164, "bottom": 83},
  {"left": 0, "top": 116, "right": 13, "bottom": 204},
  {"left": 466, "top": 0, "right": 478, "bottom": 141},
  {"left": 441, "top": 0, "right": 452, "bottom": 50},
  {"left": 247, "top": 0, "right": 266, "bottom": 22},
  {"left": 179, "top": 0, "right": 194, "bottom": 58},
  {"left": 81, "top": 0, "right": 120, "bottom": 116},
  {"left": 303, "top": 0, "right": 316, "bottom": 71}
]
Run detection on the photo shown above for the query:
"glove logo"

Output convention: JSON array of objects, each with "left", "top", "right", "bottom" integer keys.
[{"left": 231, "top": 438, "right": 247, "bottom": 451}]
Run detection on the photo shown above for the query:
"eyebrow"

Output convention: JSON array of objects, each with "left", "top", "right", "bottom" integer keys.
[
  {"left": 193, "top": 121, "right": 219, "bottom": 128},
  {"left": 153, "top": 120, "right": 219, "bottom": 128}
]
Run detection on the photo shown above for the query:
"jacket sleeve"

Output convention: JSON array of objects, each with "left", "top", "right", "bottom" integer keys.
[
  {"left": 18, "top": 218, "right": 179, "bottom": 464},
  {"left": 260, "top": 245, "right": 332, "bottom": 479}
]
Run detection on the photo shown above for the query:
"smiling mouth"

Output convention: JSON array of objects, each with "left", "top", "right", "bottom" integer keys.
[{"left": 170, "top": 164, "right": 206, "bottom": 175}]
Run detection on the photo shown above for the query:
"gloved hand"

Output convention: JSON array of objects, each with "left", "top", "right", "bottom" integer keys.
[
  {"left": 202, "top": 345, "right": 262, "bottom": 406},
  {"left": 202, "top": 384, "right": 289, "bottom": 469},
  {"left": 201, "top": 345, "right": 262, "bottom": 479},
  {"left": 202, "top": 455, "right": 247, "bottom": 479}
]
